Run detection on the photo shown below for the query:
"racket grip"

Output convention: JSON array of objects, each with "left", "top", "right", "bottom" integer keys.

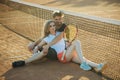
[{"left": 61, "top": 50, "right": 66, "bottom": 60}]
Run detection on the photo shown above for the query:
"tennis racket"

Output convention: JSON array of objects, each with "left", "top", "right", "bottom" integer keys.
[{"left": 61, "top": 24, "right": 78, "bottom": 60}]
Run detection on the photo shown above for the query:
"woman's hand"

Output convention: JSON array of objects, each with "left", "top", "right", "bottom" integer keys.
[
  {"left": 42, "top": 45, "right": 49, "bottom": 54},
  {"left": 28, "top": 42, "right": 36, "bottom": 52},
  {"left": 33, "top": 46, "right": 39, "bottom": 54}
]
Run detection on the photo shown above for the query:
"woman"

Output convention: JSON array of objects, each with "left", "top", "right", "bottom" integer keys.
[
  {"left": 12, "top": 20, "right": 106, "bottom": 72},
  {"left": 28, "top": 10, "right": 66, "bottom": 58}
]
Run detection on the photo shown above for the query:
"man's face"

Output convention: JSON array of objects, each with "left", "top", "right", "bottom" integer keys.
[{"left": 54, "top": 16, "right": 62, "bottom": 25}]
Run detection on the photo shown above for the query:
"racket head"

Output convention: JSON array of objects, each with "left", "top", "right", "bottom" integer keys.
[{"left": 64, "top": 24, "right": 78, "bottom": 42}]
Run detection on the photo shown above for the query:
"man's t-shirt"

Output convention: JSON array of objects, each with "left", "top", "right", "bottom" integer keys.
[
  {"left": 56, "top": 23, "right": 69, "bottom": 40},
  {"left": 57, "top": 23, "right": 67, "bottom": 32}
]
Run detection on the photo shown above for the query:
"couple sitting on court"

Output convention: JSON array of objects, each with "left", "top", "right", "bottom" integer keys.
[{"left": 12, "top": 11, "right": 106, "bottom": 72}]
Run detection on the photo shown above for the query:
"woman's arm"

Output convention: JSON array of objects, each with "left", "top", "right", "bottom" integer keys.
[
  {"left": 48, "top": 32, "right": 64, "bottom": 46},
  {"left": 28, "top": 37, "right": 43, "bottom": 51},
  {"left": 33, "top": 40, "right": 47, "bottom": 54}
]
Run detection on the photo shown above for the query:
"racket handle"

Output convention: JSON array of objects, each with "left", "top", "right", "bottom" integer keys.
[{"left": 61, "top": 50, "right": 66, "bottom": 60}]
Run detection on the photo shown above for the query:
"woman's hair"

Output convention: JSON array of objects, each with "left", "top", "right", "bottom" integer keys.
[
  {"left": 42, "top": 20, "right": 55, "bottom": 38},
  {"left": 52, "top": 10, "right": 64, "bottom": 18}
]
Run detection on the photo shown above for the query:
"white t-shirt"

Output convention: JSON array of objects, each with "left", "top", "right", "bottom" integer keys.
[{"left": 43, "top": 32, "right": 65, "bottom": 54}]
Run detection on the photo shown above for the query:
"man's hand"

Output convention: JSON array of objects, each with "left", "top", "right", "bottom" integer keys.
[{"left": 66, "top": 41, "right": 71, "bottom": 48}]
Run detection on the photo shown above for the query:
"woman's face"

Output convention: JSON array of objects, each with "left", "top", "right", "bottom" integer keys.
[{"left": 49, "top": 22, "right": 56, "bottom": 33}]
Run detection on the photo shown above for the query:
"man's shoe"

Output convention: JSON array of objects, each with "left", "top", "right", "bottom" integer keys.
[
  {"left": 80, "top": 62, "right": 92, "bottom": 71},
  {"left": 12, "top": 60, "right": 25, "bottom": 68}
]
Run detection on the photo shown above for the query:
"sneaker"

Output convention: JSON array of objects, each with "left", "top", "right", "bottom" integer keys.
[
  {"left": 12, "top": 60, "right": 25, "bottom": 68},
  {"left": 80, "top": 62, "right": 92, "bottom": 71},
  {"left": 95, "top": 62, "right": 107, "bottom": 72}
]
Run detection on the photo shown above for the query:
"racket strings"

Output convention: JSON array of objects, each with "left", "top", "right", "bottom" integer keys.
[{"left": 64, "top": 25, "right": 78, "bottom": 49}]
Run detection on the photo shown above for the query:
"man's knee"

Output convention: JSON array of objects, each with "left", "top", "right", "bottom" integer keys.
[{"left": 73, "top": 40, "right": 81, "bottom": 45}]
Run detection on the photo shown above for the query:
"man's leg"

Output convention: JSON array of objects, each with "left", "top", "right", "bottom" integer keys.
[{"left": 65, "top": 40, "right": 85, "bottom": 62}]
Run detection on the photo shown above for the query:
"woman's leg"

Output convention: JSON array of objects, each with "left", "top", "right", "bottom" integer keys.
[
  {"left": 25, "top": 51, "right": 46, "bottom": 64},
  {"left": 12, "top": 51, "right": 46, "bottom": 68},
  {"left": 12, "top": 43, "right": 45, "bottom": 68}
]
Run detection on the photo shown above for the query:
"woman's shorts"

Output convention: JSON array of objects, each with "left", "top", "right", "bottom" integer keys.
[
  {"left": 46, "top": 47, "right": 58, "bottom": 60},
  {"left": 38, "top": 46, "right": 58, "bottom": 60}
]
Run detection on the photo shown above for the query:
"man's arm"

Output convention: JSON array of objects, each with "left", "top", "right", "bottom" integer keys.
[
  {"left": 34, "top": 37, "right": 43, "bottom": 46},
  {"left": 42, "top": 32, "right": 63, "bottom": 53},
  {"left": 48, "top": 32, "right": 64, "bottom": 46}
]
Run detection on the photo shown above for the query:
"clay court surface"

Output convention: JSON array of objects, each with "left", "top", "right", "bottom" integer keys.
[
  {"left": 0, "top": 23, "right": 107, "bottom": 80},
  {"left": 0, "top": 0, "right": 120, "bottom": 80},
  {"left": 24, "top": 0, "right": 120, "bottom": 20}
]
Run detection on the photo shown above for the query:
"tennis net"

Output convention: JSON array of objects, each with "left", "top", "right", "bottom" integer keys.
[{"left": 0, "top": 0, "right": 120, "bottom": 79}]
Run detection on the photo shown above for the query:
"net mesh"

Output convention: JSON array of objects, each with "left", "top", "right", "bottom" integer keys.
[{"left": 0, "top": 0, "right": 120, "bottom": 80}]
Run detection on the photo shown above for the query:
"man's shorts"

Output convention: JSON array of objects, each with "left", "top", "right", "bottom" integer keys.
[{"left": 57, "top": 52, "right": 67, "bottom": 63}]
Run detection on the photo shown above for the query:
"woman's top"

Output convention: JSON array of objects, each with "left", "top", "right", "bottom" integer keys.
[{"left": 43, "top": 32, "right": 65, "bottom": 54}]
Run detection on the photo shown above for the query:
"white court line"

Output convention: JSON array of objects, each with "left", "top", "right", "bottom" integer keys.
[
  {"left": 0, "top": 21, "right": 42, "bottom": 25},
  {"left": 0, "top": 16, "right": 39, "bottom": 20},
  {"left": 86, "top": 10, "right": 120, "bottom": 13},
  {"left": 3, "top": 54, "right": 32, "bottom": 61}
]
